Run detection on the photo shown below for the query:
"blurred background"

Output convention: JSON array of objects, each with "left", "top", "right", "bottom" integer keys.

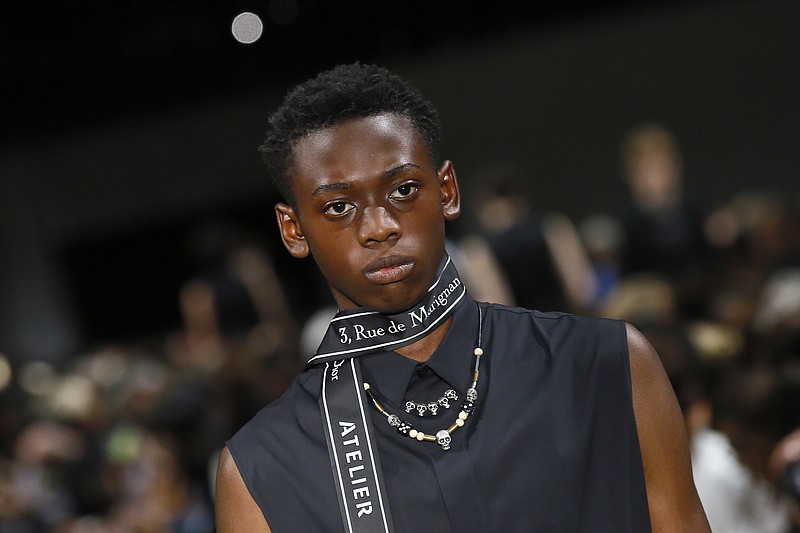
[{"left": 1, "top": 0, "right": 799, "bottom": 531}]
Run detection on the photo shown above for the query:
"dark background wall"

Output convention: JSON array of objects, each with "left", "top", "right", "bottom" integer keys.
[{"left": 1, "top": 0, "right": 798, "bottom": 362}]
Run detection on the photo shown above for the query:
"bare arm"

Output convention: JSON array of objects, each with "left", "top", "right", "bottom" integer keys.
[
  {"left": 626, "top": 323, "right": 711, "bottom": 532},
  {"left": 215, "top": 446, "right": 272, "bottom": 533}
]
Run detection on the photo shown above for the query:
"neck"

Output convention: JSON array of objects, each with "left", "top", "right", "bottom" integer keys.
[{"left": 394, "top": 316, "right": 454, "bottom": 362}]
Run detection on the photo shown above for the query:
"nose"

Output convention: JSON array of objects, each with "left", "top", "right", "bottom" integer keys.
[{"left": 358, "top": 206, "right": 400, "bottom": 246}]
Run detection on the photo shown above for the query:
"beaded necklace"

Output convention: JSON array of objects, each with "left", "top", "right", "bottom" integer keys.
[
  {"left": 404, "top": 388, "right": 458, "bottom": 417},
  {"left": 363, "top": 304, "right": 484, "bottom": 451}
]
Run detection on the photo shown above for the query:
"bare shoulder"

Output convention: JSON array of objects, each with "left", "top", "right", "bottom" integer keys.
[
  {"left": 624, "top": 323, "right": 710, "bottom": 533},
  {"left": 215, "top": 445, "right": 272, "bottom": 533}
]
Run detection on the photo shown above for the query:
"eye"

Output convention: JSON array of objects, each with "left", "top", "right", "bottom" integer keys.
[
  {"left": 324, "top": 201, "right": 354, "bottom": 216},
  {"left": 323, "top": 201, "right": 355, "bottom": 217},
  {"left": 389, "top": 183, "right": 420, "bottom": 200}
]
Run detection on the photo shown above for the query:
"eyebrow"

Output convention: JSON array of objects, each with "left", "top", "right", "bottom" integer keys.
[
  {"left": 310, "top": 163, "right": 421, "bottom": 198},
  {"left": 380, "top": 162, "right": 420, "bottom": 180},
  {"left": 311, "top": 182, "right": 350, "bottom": 198}
]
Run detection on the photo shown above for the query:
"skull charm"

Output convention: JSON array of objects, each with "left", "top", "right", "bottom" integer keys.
[
  {"left": 427, "top": 402, "right": 439, "bottom": 416},
  {"left": 416, "top": 403, "right": 428, "bottom": 416},
  {"left": 436, "top": 430, "right": 452, "bottom": 450},
  {"left": 405, "top": 401, "right": 416, "bottom": 413},
  {"left": 466, "top": 387, "right": 478, "bottom": 403}
]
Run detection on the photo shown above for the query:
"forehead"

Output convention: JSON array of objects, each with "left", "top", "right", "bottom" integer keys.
[{"left": 288, "top": 114, "right": 433, "bottom": 195}]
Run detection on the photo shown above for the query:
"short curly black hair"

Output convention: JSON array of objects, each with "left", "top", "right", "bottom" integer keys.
[{"left": 258, "top": 62, "right": 441, "bottom": 204}]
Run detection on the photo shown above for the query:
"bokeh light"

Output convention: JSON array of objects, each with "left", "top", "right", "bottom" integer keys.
[{"left": 232, "top": 12, "right": 263, "bottom": 44}]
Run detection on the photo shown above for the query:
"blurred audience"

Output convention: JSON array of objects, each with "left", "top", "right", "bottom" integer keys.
[
  {"left": 0, "top": 220, "right": 304, "bottom": 532},
  {"left": 1, "top": 126, "right": 799, "bottom": 531},
  {"left": 452, "top": 161, "right": 596, "bottom": 314},
  {"left": 598, "top": 123, "right": 800, "bottom": 533}
]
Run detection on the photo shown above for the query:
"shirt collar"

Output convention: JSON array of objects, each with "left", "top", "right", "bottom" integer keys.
[{"left": 360, "top": 293, "right": 479, "bottom": 407}]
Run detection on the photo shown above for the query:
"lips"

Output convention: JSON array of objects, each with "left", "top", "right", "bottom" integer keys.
[{"left": 363, "top": 255, "right": 414, "bottom": 284}]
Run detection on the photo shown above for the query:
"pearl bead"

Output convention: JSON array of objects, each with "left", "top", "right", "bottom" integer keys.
[
  {"left": 455, "top": 418, "right": 465, "bottom": 427},
  {"left": 416, "top": 432, "right": 425, "bottom": 441},
  {"left": 363, "top": 383, "right": 371, "bottom": 390},
  {"left": 474, "top": 347, "right": 483, "bottom": 356},
  {"left": 458, "top": 411, "right": 468, "bottom": 420}
]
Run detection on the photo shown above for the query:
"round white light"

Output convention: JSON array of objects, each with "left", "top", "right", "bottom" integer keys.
[{"left": 232, "top": 12, "right": 263, "bottom": 44}]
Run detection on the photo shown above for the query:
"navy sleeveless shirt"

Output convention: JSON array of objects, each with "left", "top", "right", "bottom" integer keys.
[{"left": 227, "top": 295, "right": 651, "bottom": 532}]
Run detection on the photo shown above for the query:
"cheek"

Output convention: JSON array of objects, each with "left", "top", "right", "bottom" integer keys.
[
  {"left": 308, "top": 236, "right": 361, "bottom": 276},
  {"left": 417, "top": 209, "right": 448, "bottom": 238}
]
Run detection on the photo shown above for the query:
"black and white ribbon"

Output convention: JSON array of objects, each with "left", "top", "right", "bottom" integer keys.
[
  {"left": 315, "top": 254, "right": 465, "bottom": 533},
  {"left": 321, "top": 358, "right": 394, "bottom": 533},
  {"left": 309, "top": 254, "right": 466, "bottom": 367}
]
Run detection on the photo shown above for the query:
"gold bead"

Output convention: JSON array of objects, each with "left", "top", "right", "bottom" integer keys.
[{"left": 474, "top": 347, "right": 483, "bottom": 356}]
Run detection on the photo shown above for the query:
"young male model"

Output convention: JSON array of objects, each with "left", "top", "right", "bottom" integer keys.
[{"left": 215, "top": 63, "right": 710, "bottom": 532}]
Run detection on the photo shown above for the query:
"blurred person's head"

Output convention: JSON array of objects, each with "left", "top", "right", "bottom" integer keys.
[
  {"left": 714, "top": 363, "right": 800, "bottom": 486},
  {"left": 737, "top": 193, "right": 800, "bottom": 267},
  {"left": 621, "top": 123, "right": 683, "bottom": 212},
  {"left": 753, "top": 268, "right": 800, "bottom": 362},
  {"left": 469, "top": 161, "right": 530, "bottom": 235},
  {"left": 579, "top": 214, "right": 624, "bottom": 262}
]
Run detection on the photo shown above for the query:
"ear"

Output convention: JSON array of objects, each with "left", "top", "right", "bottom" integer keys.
[
  {"left": 438, "top": 160, "right": 461, "bottom": 221},
  {"left": 275, "top": 203, "right": 310, "bottom": 258}
]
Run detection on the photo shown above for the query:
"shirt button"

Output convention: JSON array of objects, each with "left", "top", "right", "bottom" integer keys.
[{"left": 415, "top": 366, "right": 430, "bottom": 378}]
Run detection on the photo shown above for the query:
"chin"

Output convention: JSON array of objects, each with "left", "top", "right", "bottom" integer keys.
[
  {"left": 335, "top": 281, "right": 427, "bottom": 314},
  {"left": 376, "top": 294, "right": 425, "bottom": 314}
]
